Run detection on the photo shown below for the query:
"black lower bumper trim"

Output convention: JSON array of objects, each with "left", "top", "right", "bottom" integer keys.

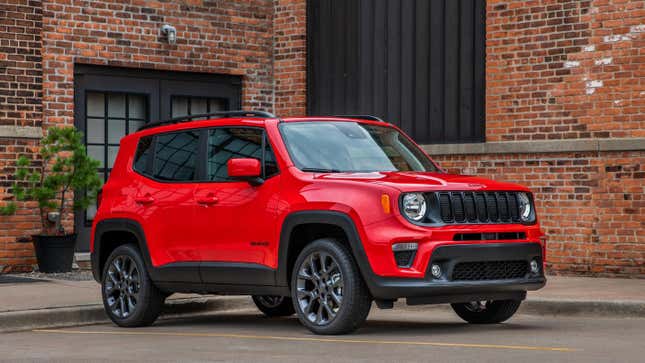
[{"left": 363, "top": 242, "right": 546, "bottom": 301}]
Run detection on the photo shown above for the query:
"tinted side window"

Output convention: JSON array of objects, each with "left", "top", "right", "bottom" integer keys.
[
  {"left": 208, "top": 128, "right": 263, "bottom": 181},
  {"left": 153, "top": 131, "right": 199, "bottom": 181},
  {"left": 133, "top": 136, "right": 153, "bottom": 175},
  {"left": 207, "top": 128, "right": 279, "bottom": 181},
  {"left": 264, "top": 139, "right": 279, "bottom": 178}
]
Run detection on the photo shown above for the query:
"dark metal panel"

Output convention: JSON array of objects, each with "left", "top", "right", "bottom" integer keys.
[
  {"left": 307, "top": 0, "right": 486, "bottom": 144},
  {"left": 429, "top": 0, "right": 446, "bottom": 143},
  {"left": 443, "top": 0, "right": 460, "bottom": 142},
  {"left": 414, "top": 0, "right": 430, "bottom": 141}
]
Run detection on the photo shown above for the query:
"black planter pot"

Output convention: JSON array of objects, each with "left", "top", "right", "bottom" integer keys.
[{"left": 32, "top": 234, "right": 77, "bottom": 273}]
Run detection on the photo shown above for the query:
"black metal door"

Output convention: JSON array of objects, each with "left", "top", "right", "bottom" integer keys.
[
  {"left": 73, "top": 65, "right": 241, "bottom": 251},
  {"left": 307, "top": 0, "right": 486, "bottom": 144}
]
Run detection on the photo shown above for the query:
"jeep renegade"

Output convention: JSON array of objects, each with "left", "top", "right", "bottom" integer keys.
[{"left": 91, "top": 111, "right": 545, "bottom": 335}]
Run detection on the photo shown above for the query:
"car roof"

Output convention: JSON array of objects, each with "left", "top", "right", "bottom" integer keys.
[{"left": 127, "top": 115, "right": 392, "bottom": 140}]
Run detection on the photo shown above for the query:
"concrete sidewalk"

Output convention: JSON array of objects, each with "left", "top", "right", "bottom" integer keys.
[{"left": 1, "top": 275, "right": 644, "bottom": 333}]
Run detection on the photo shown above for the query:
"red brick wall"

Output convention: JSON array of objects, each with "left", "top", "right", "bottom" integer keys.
[
  {"left": 486, "top": 0, "right": 644, "bottom": 142},
  {"left": 0, "top": 0, "right": 42, "bottom": 272},
  {"left": 41, "top": 0, "right": 275, "bottom": 128},
  {"left": 273, "top": 0, "right": 307, "bottom": 116},
  {"left": 443, "top": 0, "right": 645, "bottom": 277}
]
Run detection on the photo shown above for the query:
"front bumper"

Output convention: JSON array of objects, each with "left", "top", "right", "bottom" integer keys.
[{"left": 362, "top": 242, "right": 546, "bottom": 302}]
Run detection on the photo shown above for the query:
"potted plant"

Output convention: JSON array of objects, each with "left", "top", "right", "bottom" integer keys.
[{"left": 1, "top": 127, "right": 102, "bottom": 272}]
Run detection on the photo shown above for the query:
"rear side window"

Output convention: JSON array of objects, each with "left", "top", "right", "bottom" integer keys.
[
  {"left": 133, "top": 136, "right": 153, "bottom": 175},
  {"left": 153, "top": 131, "right": 199, "bottom": 181}
]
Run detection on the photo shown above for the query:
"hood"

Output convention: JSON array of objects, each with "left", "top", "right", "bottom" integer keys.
[{"left": 313, "top": 171, "right": 529, "bottom": 193}]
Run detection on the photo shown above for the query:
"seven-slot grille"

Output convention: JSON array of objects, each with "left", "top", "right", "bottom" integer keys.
[
  {"left": 451, "top": 260, "right": 529, "bottom": 281},
  {"left": 432, "top": 191, "right": 522, "bottom": 224}
]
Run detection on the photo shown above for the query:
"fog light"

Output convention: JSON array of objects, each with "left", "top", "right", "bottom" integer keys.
[
  {"left": 530, "top": 259, "right": 540, "bottom": 274},
  {"left": 431, "top": 264, "right": 442, "bottom": 278},
  {"left": 392, "top": 243, "right": 418, "bottom": 268}
]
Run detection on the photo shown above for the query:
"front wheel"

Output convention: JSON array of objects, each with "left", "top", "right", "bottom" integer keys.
[
  {"left": 101, "top": 244, "right": 165, "bottom": 327},
  {"left": 451, "top": 299, "right": 522, "bottom": 324},
  {"left": 291, "top": 238, "right": 372, "bottom": 335}
]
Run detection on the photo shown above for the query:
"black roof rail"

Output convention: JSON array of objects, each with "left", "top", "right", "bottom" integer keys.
[
  {"left": 137, "top": 110, "right": 277, "bottom": 131},
  {"left": 332, "top": 115, "right": 386, "bottom": 123}
]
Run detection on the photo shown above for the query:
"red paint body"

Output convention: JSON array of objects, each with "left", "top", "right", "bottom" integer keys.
[{"left": 92, "top": 117, "right": 545, "bottom": 279}]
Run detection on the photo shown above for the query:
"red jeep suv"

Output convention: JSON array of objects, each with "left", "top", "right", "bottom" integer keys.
[{"left": 91, "top": 111, "right": 545, "bottom": 334}]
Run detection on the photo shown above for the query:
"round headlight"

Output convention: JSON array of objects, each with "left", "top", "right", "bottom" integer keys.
[
  {"left": 402, "top": 193, "right": 427, "bottom": 221},
  {"left": 517, "top": 192, "right": 532, "bottom": 221}
]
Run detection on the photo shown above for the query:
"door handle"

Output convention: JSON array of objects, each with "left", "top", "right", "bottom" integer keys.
[
  {"left": 197, "top": 195, "right": 218, "bottom": 205},
  {"left": 134, "top": 194, "right": 154, "bottom": 205}
]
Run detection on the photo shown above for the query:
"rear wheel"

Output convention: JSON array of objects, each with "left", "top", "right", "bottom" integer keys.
[
  {"left": 252, "top": 295, "right": 295, "bottom": 317},
  {"left": 101, "top": 244, "right": 165, "bottom": 327},
  {"left": 451, "top": 299, "right": 522, "bottom": 324},
  {"left": 291, "top": 238, "right": 371, "bottom": 335}
]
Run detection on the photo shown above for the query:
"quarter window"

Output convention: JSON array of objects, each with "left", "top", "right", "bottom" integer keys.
[
  {"left": 133, "top": 136, "right": 153, "bottom": 175},
  {"left": 153, "top": 131, "right": 199, "bottom": 181}
]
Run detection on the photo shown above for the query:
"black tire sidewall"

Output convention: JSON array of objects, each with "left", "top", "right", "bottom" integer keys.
[
  {"left": 101, "top": 244, "right": 162, "bottom": 327},
  {"left": 451, "top": 299, "right": 521, "bottom": 324},
  {"left": 290, "top": 238, "right": 371, "bottom": 334},
  {"left": 252, "top": 295, "right": 295, "bottom": 317}
]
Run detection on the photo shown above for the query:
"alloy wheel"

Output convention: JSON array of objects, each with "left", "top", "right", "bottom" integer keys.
[
  {"left": 296, "top": 252, "right": 344, "bottom": 325},
  {"left": 104, "top": 255, "right": 141, "bottom": 319}
]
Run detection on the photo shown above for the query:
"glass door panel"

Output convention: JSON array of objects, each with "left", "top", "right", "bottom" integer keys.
[{"left": 84, "top": 91, "right": 148, "bottom": 221}]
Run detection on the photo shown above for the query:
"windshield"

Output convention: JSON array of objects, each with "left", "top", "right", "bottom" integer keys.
[{"left": 279, "top": 121, "right": 439, "bottom": 173}]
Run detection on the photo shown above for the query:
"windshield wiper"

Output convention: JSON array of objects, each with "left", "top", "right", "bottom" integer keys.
[{"left": 300, "top": 167, "right": 342, "bottom": 173}]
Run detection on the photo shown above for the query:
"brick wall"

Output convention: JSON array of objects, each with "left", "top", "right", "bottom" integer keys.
[
  {"left": 273, "top": 0, "right": 307, "bottom": 116},
  {"left": 435, "top": 0, "right": 645, "bottom": 277},
  {"left": 434, "top": 151, "right": 645, "bottom": 277},
  {"left": 1, "top": 0, "right": 643, "bottom": 277},
  {"left": 486, "top": 0, "right": 644, "bottom": 142},
  {"left": 41, "top": 0, "right": 275, "bottom": 128},
  {"left": 0, "top": 0, "right": 43, "bottom": 272},
  {"left": 1, "top": 0, "right": 282, "bottom": 271}
]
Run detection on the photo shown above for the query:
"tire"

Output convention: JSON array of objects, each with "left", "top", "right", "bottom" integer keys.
[
  {"left": 290, "top": 238, "right": 372, "bottom": 335},
  {"left": 101, "top": 244, "right": 165, "bottom": 327},
  {"left": 451, "top": 299, "right": 522, "bottom": 324},
  {"left": 252, "top": 295, "right": 295, "bottom": 317}
]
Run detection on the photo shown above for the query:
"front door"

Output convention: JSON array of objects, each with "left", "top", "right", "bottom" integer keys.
[
  {"left": 74, "top": 65, "right": 241, "bottom": 251},
  {"left": 193, "top": 127, "right": 281, "bottom": 285}
]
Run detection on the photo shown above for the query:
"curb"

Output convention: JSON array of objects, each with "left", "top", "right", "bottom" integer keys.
[
  {"left": 520, "top": 298, "right": 645, "bottom": 318},
  {"left": 3, "top": 296, "right": 644, "bottom": 334},
  {"left": 0, "top": 296, "right": 254, "bottom": 334},
  {"left": 393, "top": 298, "right": 645, "bottom": 318}
]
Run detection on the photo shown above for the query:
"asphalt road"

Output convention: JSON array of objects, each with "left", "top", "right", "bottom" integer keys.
[{"left": 2, "top": 305, "right": 644, "bottom": 362}]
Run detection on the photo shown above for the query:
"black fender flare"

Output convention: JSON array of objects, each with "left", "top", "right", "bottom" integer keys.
[
  {"left": 92, "top": 218, "right": 155, "bottom": 282},
  {"left": 276, "top": 211, "right": 377, "bottom": 290}
]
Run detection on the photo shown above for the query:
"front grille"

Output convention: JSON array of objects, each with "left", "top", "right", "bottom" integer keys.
[
  {"left": 451, "top": 260, "right": 528, "bottom": 281},
  {"left": 431, "top": 191, "right": 523, "bottom": 224}
]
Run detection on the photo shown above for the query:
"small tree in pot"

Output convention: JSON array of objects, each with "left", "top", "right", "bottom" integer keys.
[{"left": 1, "top": 127, "right": 102, "bottom": 272}]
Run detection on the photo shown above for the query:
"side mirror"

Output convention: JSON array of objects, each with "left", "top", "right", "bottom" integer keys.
[{"left": 227, "top": 158, "right": 263, "bottom": 186}]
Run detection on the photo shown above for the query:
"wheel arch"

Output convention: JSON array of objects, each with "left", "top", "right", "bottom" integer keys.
[
  {"left": 92, "top": 218, "right": 154, "bottom": 282},
  {"left": 277, "top": 211, "right": 375, "bottom": 289}
]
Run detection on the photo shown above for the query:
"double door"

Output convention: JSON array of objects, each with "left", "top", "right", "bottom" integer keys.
[{"left": 74, "top": 65, "right": 242, "bottom": 251}]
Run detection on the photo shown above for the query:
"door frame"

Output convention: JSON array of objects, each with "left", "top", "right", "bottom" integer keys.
[{"left": 73, "top": 64, "right": 242, "bottom": 251}]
